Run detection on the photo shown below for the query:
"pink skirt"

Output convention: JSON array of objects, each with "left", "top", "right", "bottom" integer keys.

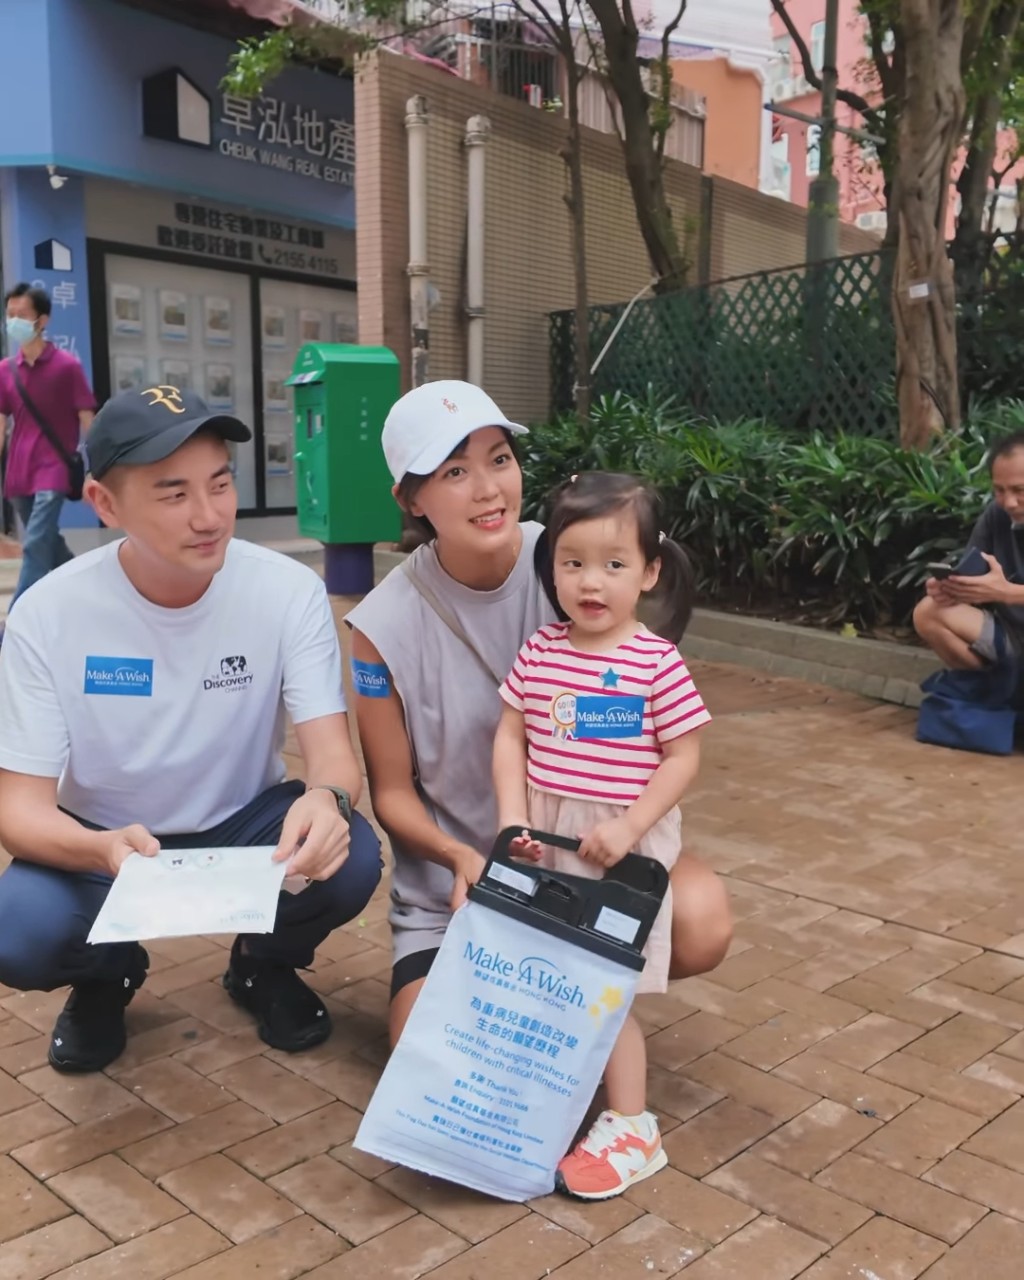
[{"left": 526, "top": 786, "right": 679, "bottom": 994}]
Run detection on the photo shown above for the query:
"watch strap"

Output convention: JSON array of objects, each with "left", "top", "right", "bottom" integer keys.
[{"left": 308, "top": 785, "right": 352, "bottom": 821}]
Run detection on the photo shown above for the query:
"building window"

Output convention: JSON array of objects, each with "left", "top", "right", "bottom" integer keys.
[
  {"left": 806, "top": 123, "right": 821, "bottom": 176},
  {"left": 810, "top": 21, "right": 826, "bottom": 73}
]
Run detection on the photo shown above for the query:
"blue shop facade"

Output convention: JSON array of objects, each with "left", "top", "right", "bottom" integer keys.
[{"left": 0, "top": 0, "right": 356, "bottom": 521}]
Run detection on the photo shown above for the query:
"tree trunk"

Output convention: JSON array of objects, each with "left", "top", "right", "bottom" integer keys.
[
  {"left": 893, "top": 0, "right": 965, "bottom": 449},
  {"left": 952, "top": 0, "right": 1024, "bottom": 273},
  {"left": 587, "top": 0, "right": 688, "bottom": 291},
  {"left": 561, "top": 57, "right": 592, "bottom": 420}
]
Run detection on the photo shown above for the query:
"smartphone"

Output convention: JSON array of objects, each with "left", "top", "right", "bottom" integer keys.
[{"left": 926, "top": 546, "right": 989, "bottom": 580}]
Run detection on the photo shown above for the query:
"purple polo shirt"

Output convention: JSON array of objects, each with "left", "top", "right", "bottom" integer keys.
[{"left": 0, "top": 345, "right": 96, "bottom": 497}]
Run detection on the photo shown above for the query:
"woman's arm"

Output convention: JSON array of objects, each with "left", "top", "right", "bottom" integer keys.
[{"left": 351, "top": 628, "right": 484, "bottom": 903}]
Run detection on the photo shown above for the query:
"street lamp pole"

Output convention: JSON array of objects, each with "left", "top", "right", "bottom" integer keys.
[{"left": 806, "top": 0, "right": 839, "bottom": 263}]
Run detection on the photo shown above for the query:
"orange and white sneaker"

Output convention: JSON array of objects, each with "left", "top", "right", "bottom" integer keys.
[{"left": 555, "top": 1109, "right": 667, "bottom": 1200}]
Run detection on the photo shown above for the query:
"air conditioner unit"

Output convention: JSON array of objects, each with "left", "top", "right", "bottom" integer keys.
[{"left": 855, "top": 210, "right": 888, "bottom": 231}]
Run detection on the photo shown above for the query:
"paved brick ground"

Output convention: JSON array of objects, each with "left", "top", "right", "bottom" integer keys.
[{"left": 2, "top": 604, "right": 1023, "bottom": 1278}]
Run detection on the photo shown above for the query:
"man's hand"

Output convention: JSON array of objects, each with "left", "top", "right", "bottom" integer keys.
[
  {"left": 105, "top": 824, "right": 160, "bottom": 877},
  {"left": 943, "top": 554, "right": 1010, "bottom": 606},
  {"left": 273, "top": 788, "right": 350, "bottom": 882},
  {"left": 925, "top": 575, "right": 959, "bottom": 607},
  {"left": 450, "top": 843, "right": 486, "bottom": 912},
  {"left": 577, "top": 816, "right": 637, "bottom": 868}
]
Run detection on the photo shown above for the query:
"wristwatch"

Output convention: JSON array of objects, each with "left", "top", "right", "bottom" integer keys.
[{"left": 308, "top": 785, "right": 353, "bottom": 822}]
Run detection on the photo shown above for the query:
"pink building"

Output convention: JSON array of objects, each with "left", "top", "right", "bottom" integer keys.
[{"left": 768, "top": 0, "right": 1022, "bottom": 238}]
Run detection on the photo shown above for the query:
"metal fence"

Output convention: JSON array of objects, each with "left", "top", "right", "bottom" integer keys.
[{"left": 550, "top": 231, "right": 1024, "bottom": 434}]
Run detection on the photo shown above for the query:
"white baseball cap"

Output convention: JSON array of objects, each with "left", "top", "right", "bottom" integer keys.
[{"left": 382, "top": 379, "right": 528, "bottom": 483}]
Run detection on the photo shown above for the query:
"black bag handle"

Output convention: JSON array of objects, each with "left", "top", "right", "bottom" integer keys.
[
  {"left": 492, "top": 825, "right": 669, "bottom": 898},
  {"left": 472, "top": 826, "right": 669, "bottom": 964}
]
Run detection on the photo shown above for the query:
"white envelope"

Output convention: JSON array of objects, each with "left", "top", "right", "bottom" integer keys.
[{"left": 88, "top": 846, "right": 286, "bottom": 943}]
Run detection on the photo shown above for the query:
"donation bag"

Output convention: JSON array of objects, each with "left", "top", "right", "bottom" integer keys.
[{"left": 355, "top": 828, "right": 668, "bottom": 1201}]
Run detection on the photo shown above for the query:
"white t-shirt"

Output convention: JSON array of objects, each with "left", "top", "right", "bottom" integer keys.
[{"left": 0, "top": 539, "right": 345, "bottom": 834}]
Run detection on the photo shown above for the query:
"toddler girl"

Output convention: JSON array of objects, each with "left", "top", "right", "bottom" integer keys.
[{"left": 493, "top": 471, "right": 710, "bottom": 1200}]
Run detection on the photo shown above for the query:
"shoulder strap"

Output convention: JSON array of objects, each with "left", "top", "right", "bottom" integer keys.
[
  {"left": 8, "top": 358, "right": 75, "bottom": 469},
  {"left": 401, "top": 557, "right": 505, "bottom": 685}
]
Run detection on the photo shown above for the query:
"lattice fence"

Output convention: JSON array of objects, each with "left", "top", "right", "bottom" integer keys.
[{"left": 551, "top": 232, "right": 1024, "bottom": 434}]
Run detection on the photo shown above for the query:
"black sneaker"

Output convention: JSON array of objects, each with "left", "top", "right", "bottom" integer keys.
[
  {"left": 48, "top": 945, "right": 149, "bottom": 1074},
  {"left": 222, "top": 940, "right": 331, "bottom": 1051}
]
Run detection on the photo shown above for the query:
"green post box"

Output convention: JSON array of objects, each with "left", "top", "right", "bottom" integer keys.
[{"left": 286, "top": 343, "right": 401, "bottom": 595}]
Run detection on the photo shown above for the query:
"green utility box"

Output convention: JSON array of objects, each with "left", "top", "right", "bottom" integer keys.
[{"left": 286, "top": 343, "right": 401, "bottom": 547}]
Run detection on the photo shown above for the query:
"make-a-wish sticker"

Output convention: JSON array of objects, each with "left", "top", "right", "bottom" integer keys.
[{"left": 573, "top": 695, "right": 644, "bottom": 739}]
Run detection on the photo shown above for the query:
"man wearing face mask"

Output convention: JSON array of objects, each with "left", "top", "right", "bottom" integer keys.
[{"left": 0, "top": 283, "right": 96, "bottom": 609}]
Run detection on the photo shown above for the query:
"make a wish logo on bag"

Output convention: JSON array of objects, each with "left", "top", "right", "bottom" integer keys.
[{"left": 464, "top": 941, "right": 624, "bottom": 1023}]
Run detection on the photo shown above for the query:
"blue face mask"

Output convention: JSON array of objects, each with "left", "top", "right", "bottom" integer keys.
[{"left": 5, "top": 317, "right": 36, "bottom": 350}]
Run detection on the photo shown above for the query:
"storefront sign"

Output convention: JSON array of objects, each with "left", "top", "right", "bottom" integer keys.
[
  {"left": 143, "top": 71, "right": 356, "bottom": 191},
  {"left": 219, "top": 92, "right": 355, "bottom": 187},
  {"left": 85, "top": 182, "right": 354, "bottom": 283},
  {"left": 154, "top": 201, "right": 342, "bottom": 276},
  {"left": 0, "top": 0, "right": 355, "bottom": 228}
]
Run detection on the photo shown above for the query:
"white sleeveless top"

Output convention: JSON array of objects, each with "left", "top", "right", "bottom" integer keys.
[{"left": 346, "top": 522, "right": 556, "bottom": 961}]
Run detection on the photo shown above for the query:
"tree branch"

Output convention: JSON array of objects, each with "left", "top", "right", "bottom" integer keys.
[
  {"left": 578, "top": 8, "right": 625, "bottom": 146},
  {"left": 768, "top": 0, "right": 877, "bottom": 120},
  {"left": 963, "top": 0, "right": 1000, "bottom": 71},
  {"left": 518, "top": 0, "right": 570, "bottom": 54},
  {"left": 653, "top": 0, "right": 687, "bottom": 164},
  {"left": 862, "top": 4, "right": 897, "bottom": 102},
  {"left": 662, "top": 0, "right": 687, "bottom": 44}
]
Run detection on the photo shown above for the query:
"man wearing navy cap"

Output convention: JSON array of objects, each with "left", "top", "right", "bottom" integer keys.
[{"left": 0, "top": 385, "right": 382, "bottom": 1072}]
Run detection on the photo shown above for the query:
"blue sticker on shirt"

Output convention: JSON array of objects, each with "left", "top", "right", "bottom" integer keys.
[
  {"left": 352, "top": 658, "right": 391, "bottom": 698},
  {"left": 84, "top": 656, "right": 154, "bottom": 697},
  {"left": 574, "top": 695, "right": 644, "bottom": 739}
]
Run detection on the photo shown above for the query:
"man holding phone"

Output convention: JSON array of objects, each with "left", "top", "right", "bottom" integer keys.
[{"left": 914, "top": 432, "right": 1024, "bottom": 669}]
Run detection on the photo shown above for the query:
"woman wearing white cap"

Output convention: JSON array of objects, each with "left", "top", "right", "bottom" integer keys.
[{"left": 347, "top": 381, "right": 731, "bottom": 1048}]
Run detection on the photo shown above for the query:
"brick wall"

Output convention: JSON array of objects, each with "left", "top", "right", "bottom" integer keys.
[
  {"left": 355, "top": 51, "right": 881, "bottom": 423},
  {"left": 708, "top": 176, "right": 879, "bottom": 281}
]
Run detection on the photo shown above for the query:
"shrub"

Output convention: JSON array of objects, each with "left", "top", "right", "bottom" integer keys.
[{"left": 522, "top": 394, "right": 1019, "bottom": 629}]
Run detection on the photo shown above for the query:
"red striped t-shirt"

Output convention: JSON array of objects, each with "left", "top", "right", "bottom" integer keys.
[{"left": 499, "top": 622, "right": 711, "bottom": 804}]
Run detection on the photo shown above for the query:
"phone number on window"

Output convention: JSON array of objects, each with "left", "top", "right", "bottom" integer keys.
[{"left": 257, "top": 245, "right": 340, "bottom": 275}]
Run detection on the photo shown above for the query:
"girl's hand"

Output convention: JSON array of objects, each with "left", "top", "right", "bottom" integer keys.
[
  {"left": 577, "top": 817, "right": 637, "bottom": 868},
  {"left": 508, "top": 828, "right": 545, "bottom": 861}
]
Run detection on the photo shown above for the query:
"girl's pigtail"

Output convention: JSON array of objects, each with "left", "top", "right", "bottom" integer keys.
[
  {"left": 532, "top": 528, "right": 569, "bottom": 621},
  {"left": 647, "top": 535, "right": 696, "bottom": 644}
]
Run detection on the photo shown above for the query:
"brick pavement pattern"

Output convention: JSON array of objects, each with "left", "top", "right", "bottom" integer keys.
[{"left": 1, "top": 599, "right": 1021, "bottom": 1278}]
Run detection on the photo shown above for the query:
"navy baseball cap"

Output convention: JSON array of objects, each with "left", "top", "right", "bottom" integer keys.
[{"left": 87, "top": 385, "right": 252, "bottom": 480}]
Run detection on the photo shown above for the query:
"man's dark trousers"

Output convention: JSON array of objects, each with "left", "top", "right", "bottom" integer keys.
[{"left": 0, "top": 780, "right": 383, "bottom": 991}]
